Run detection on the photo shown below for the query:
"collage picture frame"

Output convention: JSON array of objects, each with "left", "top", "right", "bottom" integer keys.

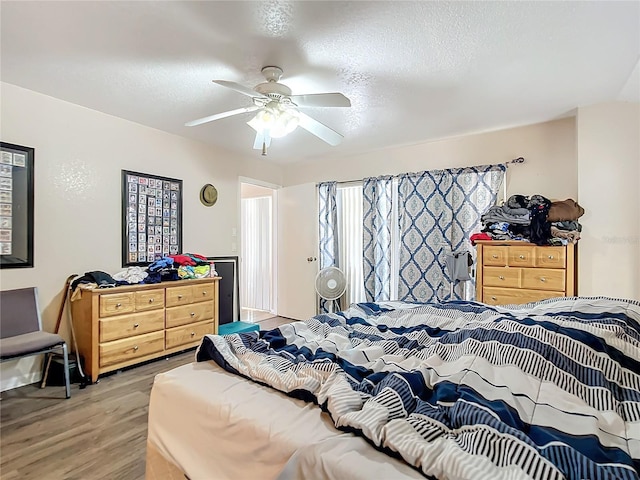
[
  {"left": 0, "top": 142, "right": 34, "bottom": 269},
  {"left": 121, "top": 170, "right": 183, "bottom": 266}
]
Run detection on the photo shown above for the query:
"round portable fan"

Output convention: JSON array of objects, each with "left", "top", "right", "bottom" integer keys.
[{"left": 315, "top": 266, "right": 347, "bottom": 312}]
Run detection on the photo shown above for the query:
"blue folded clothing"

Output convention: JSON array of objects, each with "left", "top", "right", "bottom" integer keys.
[{"left": 148, "top": 257, "right": 174, "bottom": 272}]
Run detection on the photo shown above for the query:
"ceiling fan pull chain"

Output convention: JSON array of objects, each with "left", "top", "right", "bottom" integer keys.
[{"left": 262, "top": 141, "right": 267, "bottom": 156}]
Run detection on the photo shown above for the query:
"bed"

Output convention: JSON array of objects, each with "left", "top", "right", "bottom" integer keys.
[{"left": 146, "top": 297, "right": 640, "bottom": 480}]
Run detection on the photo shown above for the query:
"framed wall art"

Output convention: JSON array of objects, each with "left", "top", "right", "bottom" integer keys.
[
  {"left": 0, "top": 142, "right": 34, "bottom": 269},
  {"left": 121, "top": 170, "right": 183, "bottom": 266}
]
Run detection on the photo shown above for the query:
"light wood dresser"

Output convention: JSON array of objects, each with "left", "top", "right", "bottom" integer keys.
[
  {"left": 70, "top": 277, "right": 219, "bottom": 383},
  {"left": 475, "top": 241, "right": 576, "bottom": 305}
]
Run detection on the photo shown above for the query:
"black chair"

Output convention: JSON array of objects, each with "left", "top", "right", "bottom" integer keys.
[{"left": 0, "top": 287, "right": 71, "bottom": 398}]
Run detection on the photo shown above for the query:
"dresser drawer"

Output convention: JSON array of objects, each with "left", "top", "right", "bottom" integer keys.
[
  {"left": 483, "top": 287, "right": 564, "bottom": 306},
  {"left": 99, "top": 309, "right": 165, "bottom": 343},
  {"left": 165, "top": 320, "right": 214, "bottom": 350},
  {"left": 482, "top": 267, "right": 521, "bottom": 288},
  {"left": 521, "top": 268, "right": 565, "bottom": 292},
  {"left": 166, "top": 286, "right": 193, "bottom": 307},
  {"left": 507, "top": 246, "right": 535, "bottom": 267},
  {"left": 99, "top": 293, "right": 135, "bottom": 318},
  {"left": 192, "top": 283, "right": 214, "bottom": 302},
  {"left": 69, "top": 277, "right": 220, "bottom": 383},
  {"left": 99, "top": 330, "right": 165, "bottom": 367},
  {"left": 476, "top": 242, "right": 575, "bottom": 310},
  {"left": 135, "top": 289, "right": 165, "bottom": 311},
  {"left": 165, "top": 302, "right": 214, "bottom": 328},
  {"left": 535, "top": 247, "right": 566, "bottom": 268},
  {"left": 483, "top": 246, "right": 507, "bottom": 266}
]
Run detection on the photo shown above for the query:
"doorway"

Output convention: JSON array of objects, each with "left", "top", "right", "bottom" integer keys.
[{"left": 240, "top": 180, "right": 278, "bottom": 322}]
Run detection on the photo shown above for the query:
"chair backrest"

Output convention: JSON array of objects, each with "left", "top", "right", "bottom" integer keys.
[{"left": 0, "top": 287, "right": 42, "bottom": 339}]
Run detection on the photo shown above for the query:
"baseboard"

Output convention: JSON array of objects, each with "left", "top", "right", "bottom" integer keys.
[{"left": 0, "top": 355, "right": 43, "bottom": 392}]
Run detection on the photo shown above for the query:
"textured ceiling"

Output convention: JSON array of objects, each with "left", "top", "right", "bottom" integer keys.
[{"left": 1, "top": 1, "right": 639, "bottom": 165}]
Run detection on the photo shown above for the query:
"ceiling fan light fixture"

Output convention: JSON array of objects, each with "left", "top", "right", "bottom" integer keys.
[
  {"left": 247, "top": 102, "right": 299, "bottom": 139},
  {"left": 271, "top": 108, "right": 299, "bottom": 138},
  {"left": 187, "top": 66, "right": 350, "bottom": 149}
]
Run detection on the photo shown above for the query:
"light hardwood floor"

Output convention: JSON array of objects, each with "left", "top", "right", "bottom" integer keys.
[{"left": 0, "top": 316, "right": 293, "bottom": 480}]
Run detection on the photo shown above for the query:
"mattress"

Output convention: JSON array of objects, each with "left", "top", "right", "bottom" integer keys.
[
  {"left": 195, "top": 298, "right": 640, "bottom": 480},
  {"left": 147, "top": 361, "right": 424, "bottom": 480}
]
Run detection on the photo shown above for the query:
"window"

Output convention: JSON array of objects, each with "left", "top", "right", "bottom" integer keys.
[
  {"left": 336, "top": 181, "right": 400, "bottom": 303},
  {"left": 336, "top": 185, "right": 366, "bottom": 305}
]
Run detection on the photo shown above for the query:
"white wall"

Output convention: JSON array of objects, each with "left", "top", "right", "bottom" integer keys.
[
  {"left": 277, "top": 118, "right": 580, "bottom": 318},
  {"left": 284, "top": 117, "right": 578, "bottom": 202},
  {"left": 241, "top": 183, "right": 276, "bottom": 199},
  {"left": 0, "top": 82, "right": 283, "bottom": 390},
  {"left": 278, "top": 117, "right": 578, "bottom": 308},
  {"left": 577, "top": 102, "right": 640, "bottom": 300},
  {"left": 3, "top": 83, "right": 636, "bottom": 391},
  {"left": 281, "top": 109, "right": 640, "bottom": 305}
]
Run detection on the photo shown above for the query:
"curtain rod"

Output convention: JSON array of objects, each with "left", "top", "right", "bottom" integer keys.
[{"left": 331, "top": 157, "right": 526, "bottom": 186}]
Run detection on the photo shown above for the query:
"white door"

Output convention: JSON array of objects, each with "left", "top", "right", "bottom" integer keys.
[{"left": 277, "top": 183, "right": 317, "bottom": 320}]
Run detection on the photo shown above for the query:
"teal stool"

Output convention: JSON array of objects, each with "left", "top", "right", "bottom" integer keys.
[{"left": 219, "top": 321, "right": 260, "bottom": 335}]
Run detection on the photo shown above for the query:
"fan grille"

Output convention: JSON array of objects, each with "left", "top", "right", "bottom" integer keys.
[{"left": 315, "top": 267, "right": 346, "bottom": 300}]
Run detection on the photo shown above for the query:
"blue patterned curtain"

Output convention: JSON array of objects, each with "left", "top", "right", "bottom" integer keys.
[
  {"left": 318, "top": 182, "right": 338, "bottom": 313},
  {"left": 362, "top": 176, "right": 393, "bottom": 302},
  {"left": 397, "top": 164, "right": 505, "bottom": 302}
]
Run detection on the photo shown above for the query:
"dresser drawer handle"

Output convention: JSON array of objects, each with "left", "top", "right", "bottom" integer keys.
[
  {"left": 149, "top": 298, "right": 154, "bottom": 303},
  {"left": 491, "top": 296, "right": 497, "bottom": 301},
  {"left": 548, "top": 255, "right": 554, "bottom": 259},
  {"left": 492, "top": 254, "right": 498, "bottom": 259},
  {"left": 202, "top": 291, "right": 207, "bottom": 295},
  {"left": 498, "top": 275, "right": 505, "bottom": 280},
  {"left": 190, "top": 312, "right": 195, "bottom": 317},
  {"left": 540, "top": 277, "right": 546, "bottom": 282},
  {"left": 519, "top": 255, "right": 525, "bottom": 259},
  {"left": 133, "top": 323, "right": 139, "bottom": 328},
  {"left": 178, "top": 295, "right": 183, "bottom": 300},
  {"left": 190, "top": 332, "right": 196, "bottom": 336},
  {"left": 133, "top": 345, "right": 139, "bottom": 351},
  {"left": 116, "top": 303, "right": 122, "bottom": 308}
]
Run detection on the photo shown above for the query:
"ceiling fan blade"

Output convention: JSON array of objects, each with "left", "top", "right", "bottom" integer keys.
[
  {"left": 289, "top": 93, "right": 351, "bottom": 108},
  {"left": 252, "top": 130, "right": 272, "bottom": 150},
  {"left": 212, "top": 80, "right": 268, "bottom": 99},
  {"left": 185, "top": 106, "right": 260, "bottom": 127},
  {"left": 297, "top": 112, "right": 344, "bottom": 146}
]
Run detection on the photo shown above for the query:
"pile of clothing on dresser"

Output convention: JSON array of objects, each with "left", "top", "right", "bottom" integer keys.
[
  {"left": 470, "top": 195, "right": 584, "bottom": 246},
  {"left": 136, "top": 253, "right": 216, "bottom": 283},
  {"left": 71, "top": 253, "right": 218, "bottom": 293}
]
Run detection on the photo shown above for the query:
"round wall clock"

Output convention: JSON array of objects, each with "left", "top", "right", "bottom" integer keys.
[{"left": 200, "top": 184, "right": 218, "bottom": 207}]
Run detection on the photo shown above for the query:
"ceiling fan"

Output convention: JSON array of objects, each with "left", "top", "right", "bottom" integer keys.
[{"left": 185, "top": 66, "right": 351, "bottom": 154}]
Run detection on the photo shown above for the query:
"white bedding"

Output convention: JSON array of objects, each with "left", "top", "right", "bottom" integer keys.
[{"left": 147, "top": 361, "right": 423, "bottom": 480}]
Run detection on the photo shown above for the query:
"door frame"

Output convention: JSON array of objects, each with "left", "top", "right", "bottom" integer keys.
[{"left": 238, "top": 177, "right": 280, "bottom": 315}]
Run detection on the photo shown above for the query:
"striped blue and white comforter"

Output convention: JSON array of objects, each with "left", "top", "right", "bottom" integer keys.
[{"left": 196, "top": 297, "right": 640, "bottom": 480}]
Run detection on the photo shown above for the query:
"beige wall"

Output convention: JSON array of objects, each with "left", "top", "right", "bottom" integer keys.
[
  {"left": 577, "top": 102, "right": 640, "bottom": 300},
  {"left": 277, "top": 117, "right": 580, "bottom": 318},
  {"left": 241, "top": 183, "right": 276, "bottom": 199},
  {"left": 281, "top": 109, "right": 639, "bottom": 302},
  {"left": 283, "top": 117, "right": 578, "bottom": 202},
  {"left": 0, "top": 83, "right": 283, "bottom": 390},
  {"left": 2, "top": 83, "right": 635, "bottom": 390}
]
